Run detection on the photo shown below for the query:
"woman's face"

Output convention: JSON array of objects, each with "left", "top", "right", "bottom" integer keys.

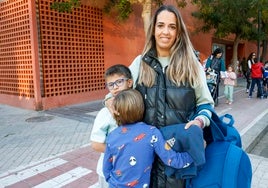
[
  {"left": 154, "top": 10, "right": 177, "bottom": 57},
  {"left": 216, "top": 53, "right": 222, "bottom": 58}
]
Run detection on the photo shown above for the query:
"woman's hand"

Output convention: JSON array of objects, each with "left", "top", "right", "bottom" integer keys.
[
  {"left": 185, "top": 120, "right": 207, "bottom": 149},
  {"left": 185, "top": 119, "right": 203, "bottom": 129}
]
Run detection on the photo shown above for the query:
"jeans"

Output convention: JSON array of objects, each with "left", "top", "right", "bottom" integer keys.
[
  {"left": 249, "top": 78, "right": 263, "bottom": 97},
  {"left": 243, "top": 70, "right": 251, "bottom": 90}
]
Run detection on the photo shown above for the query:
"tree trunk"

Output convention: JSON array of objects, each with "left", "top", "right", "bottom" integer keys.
[
  {"left": 261, "top": 39, "right": 267, "bottom": 62},
  {"left": 141, "top": 0, "right": 152, "bottom": 36},
  {"left": 232, "top": 35, "right": 240, "bottom": 73}
]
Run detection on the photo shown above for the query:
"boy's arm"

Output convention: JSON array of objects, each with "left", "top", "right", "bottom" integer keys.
[
  {"left": 90, "top": 108, "right": 114, "bottom": 152},
  {"left": 152, "top": 128, "right": 194, "bottom": 169},
  {"left": 91, "top": 141, "right": 106, "bottom": 153}
]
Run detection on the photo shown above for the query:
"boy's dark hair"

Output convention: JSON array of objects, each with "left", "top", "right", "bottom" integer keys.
[
  {"left": 113, "top": 89, "right": 144, "bottom": 125},
  {"left": 105, "top": 64, "right": 132, "bottom": 80}
]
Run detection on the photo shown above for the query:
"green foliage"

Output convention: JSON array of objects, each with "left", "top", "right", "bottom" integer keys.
[
  {"left": 50, "top": 0, "right": 81, "bottom": 13},
  {"left": 103, "top": 0, "right": 133, "bottom": 21},
  {"left": 191, "top": 0, "right": 261, "bottom": 41},
  {"left": 260, "top": 0, "right": 268, "bottom": 36},
  {"left": 175, "top": 0, "right": 187, "bottom": 8},
  {"left": 103, "top": 0, "right": 164, "bottom": 22},
  {"left": 50, "top": 0, "right": 188, "bottom": 21}
]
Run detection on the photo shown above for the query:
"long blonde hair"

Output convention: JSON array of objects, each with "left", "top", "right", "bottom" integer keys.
[{"left": 138, "top": 5, "right": 203, "bottom": 88}]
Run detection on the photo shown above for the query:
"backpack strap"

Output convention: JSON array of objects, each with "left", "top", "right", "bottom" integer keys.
[
  {"left": 220, "top": 114, "right": 234, "bottom": 127},
  {"left": 222, "top": 144, "right": 242, "bottom": 188}
]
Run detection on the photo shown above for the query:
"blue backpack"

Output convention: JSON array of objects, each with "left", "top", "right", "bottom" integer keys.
[
  {"left": 202, "top": 112, "right": 241, "bottom": 147},
  {"left": 186, "top": 141, "right": 252, "bottom": 188},
  {"left": 186, "top": 106, "right": 252, "bottom": 188}
]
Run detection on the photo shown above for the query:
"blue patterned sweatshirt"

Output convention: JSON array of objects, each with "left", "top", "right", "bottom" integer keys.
[{"left": 103, "top": 122, "right": 193, "bottom": 188}]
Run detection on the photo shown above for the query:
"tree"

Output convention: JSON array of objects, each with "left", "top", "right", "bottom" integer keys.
[
  {"left": 258, "top": 0, "right": 268, "bottom": 61},
  {"left": 51, "top": 0, "right": 187, "bottom": 35},
  {"left": 191, "top": 0, "right": 261, "bottom": 67}
]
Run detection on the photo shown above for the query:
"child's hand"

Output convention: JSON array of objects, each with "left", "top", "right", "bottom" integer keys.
[
  {"left": 105, "top": 97, "right": 115, "bottom": 114},
  {"left": 105, "top": 97, "right": 121, "bottom": 118}
]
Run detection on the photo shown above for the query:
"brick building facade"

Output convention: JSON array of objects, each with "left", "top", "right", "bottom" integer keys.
[{"left": 0, "top": 0, "right": 257, "bottom": 110}]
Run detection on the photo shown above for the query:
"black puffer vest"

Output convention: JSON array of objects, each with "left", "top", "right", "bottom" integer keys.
[
  {"left": 135, "top": 50, "right": 196, "bottom": 188},
  {"left": 136, "top": 50, "right": 196, "bottom": 128}
]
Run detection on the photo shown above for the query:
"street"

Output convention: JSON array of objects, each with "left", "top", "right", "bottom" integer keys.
[{"left": 0, "top": 78, "right": 267, "bottom": 188}]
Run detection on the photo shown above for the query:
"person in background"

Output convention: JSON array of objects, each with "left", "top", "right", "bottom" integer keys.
[
  {"left": 103, "top": 89, "right": 194, "bottom": 188},
  {"left": 248, "top": 58, "right": 264, "bottom": 99},
  {"left": 90, "top": 64, "right": 133, "bottom": 188},
  {"left": 205, "top": 48, "right": 226, "bottom": 104},
  {"left": 241, "top": 55, "right": 252, "bottom": 92},
  {"left": 246, "top": 52, "right": 256, "bottom": 93},
  {"left": 241, "top": 57, "right": 248, "bottom": 79},
  {"left": 223, "top": 65, "right": 237, "bottom": 105},
  {"left": 127, "top": 5, "right": 214, "bottom": 188},
  {"left": 262, "top": 61, "right": 268, "bottom": 98}
]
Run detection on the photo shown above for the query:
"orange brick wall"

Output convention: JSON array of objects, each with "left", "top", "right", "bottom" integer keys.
[
  {"left": 0, "top": 0, "right": 258, "bottom": 110},
  {"left": 38, "top": 0, "right": 105, "bottom": 98},
  {"left": 0, "top": 0, "right": 35, "bottom": 98},
  {"left": 0, "top": 0, "right": 110, "bottom": 110},
  {"left": 102, "top": 4, "right": 144, "bottom": 70}
]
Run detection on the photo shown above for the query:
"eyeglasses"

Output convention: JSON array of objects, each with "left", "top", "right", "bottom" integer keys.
[{"left": 106, "top": 78, "right": 129, "bottom": 90}]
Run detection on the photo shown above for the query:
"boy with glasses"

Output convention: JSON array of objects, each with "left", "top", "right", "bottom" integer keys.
[{"left": 90, "top": 64, "right": 133, "bottom": 188}]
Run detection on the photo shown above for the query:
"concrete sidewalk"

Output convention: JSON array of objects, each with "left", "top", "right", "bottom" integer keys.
[{"left": 0, "top": 77, "right": 267, "bottom": 187}]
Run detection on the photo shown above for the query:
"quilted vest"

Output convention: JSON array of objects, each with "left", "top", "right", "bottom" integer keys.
[{"left": 135, "top": 50, "right": 196, "bottom": 129}]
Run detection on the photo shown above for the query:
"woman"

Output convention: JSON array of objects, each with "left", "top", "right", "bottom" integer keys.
[
  {"left": 240, "top": 57, "right": 249, "bottom": 83},
  {"left": 205, "top": 48, "right": 226, "bottom": 105},
  {"left": 128, "top": 5, "right": 214, "bottom": 188},
  {"left": 246, "top": 52, "right": 256, "bottom": 93}
]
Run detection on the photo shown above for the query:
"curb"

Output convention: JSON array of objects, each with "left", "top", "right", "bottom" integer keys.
[{"left": 241, "top": 110, "right": 268, "bottom": 153}]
